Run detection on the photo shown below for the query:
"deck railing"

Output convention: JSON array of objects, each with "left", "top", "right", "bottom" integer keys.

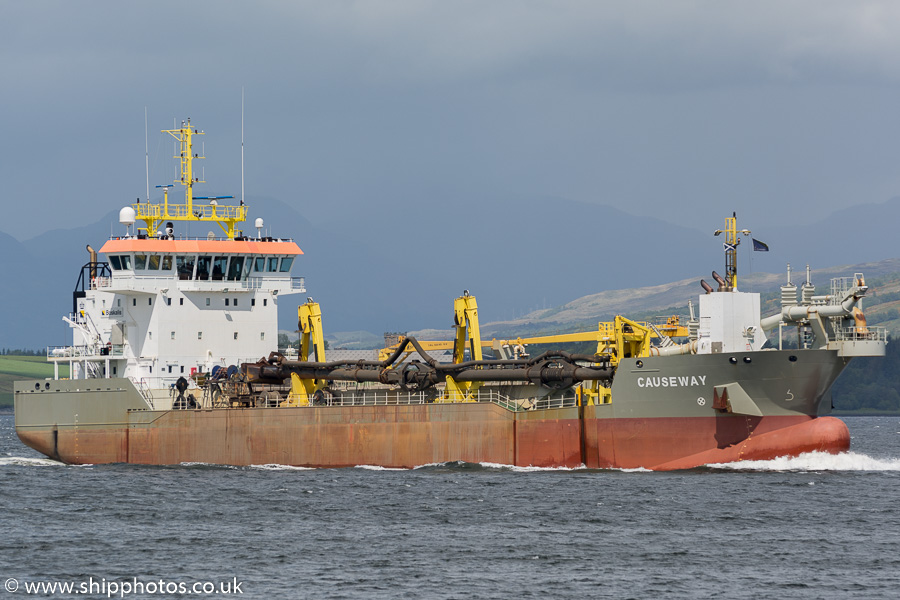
[
  {"left": 47, "top": 344, "right": 126, "bottom": 359},
  {"left": 833, "top": 326, "right": 888, "bottom": 342},
  {"left": 92, "top": 275, "right": 305, "bottom": 292},
  {"left": 274, "top": 387, "right": 579, "bottom": 412}
]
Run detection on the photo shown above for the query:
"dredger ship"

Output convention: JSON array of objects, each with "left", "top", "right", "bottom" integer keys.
[{"left": 14, "top": 120, "right": 888, "bottom": 470}]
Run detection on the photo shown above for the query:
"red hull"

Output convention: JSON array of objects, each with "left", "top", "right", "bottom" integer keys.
[
  {"left": 17, "top": 405, "right": 849, "bottom": 470},
  {"left": 584, "top": 410, "right": 850, "bottom": 470}
]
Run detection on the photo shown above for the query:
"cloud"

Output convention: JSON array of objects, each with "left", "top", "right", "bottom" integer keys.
[
  {"left": 4, "top": 1, "right": 900, "bottom": 237},
  {"left": 246, "top": 1, "right": 900, "bottom": 90}
]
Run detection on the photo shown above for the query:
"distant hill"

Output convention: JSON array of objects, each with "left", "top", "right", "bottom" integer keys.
[
  {"left": 0, "top": 355, "right": 68, "bottom": 408},
  {"left": 404, "top": 258, "right": 900, "bottom": 341},
  {"left": 2, "top": 191, "right": 900, "bottom": 350}
]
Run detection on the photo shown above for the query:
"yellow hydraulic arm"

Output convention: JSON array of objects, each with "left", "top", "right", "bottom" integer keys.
[
  {"left": 443, "top": 292, "right": 483, "bottom": 402},
  {"left": 285, "top": 299, "right": 327, "bottom": 406},
  {"left": 377, "top": 316, "right": 687, "bottom": 363}
]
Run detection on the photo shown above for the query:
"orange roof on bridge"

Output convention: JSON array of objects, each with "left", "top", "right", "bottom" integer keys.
[{"left": 98, "top": 238, "right": 303, "bottom": 255}]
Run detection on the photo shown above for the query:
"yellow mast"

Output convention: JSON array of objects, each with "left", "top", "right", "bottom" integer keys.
[
  {"left": 133, "top": 119, "right": 248, "bottom": 239},
  {"left": 714, "top": 212, "right": 751, "bottom": 290}
]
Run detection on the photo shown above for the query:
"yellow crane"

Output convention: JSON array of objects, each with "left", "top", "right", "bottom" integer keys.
[
  {"left": 378, "top": 316, "right": 690, "bottom": 364},
  {"left": 285, "top": 294, "right": 689, "bottom": 407}
]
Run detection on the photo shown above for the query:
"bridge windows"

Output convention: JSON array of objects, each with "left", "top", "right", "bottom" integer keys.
[
  {"left": 196, "top": 256, "right": 212, "bottom": 280},
  {"left": 106, "top": 251, "right": 294, "bottom": 281},
  {"left": 227, "top": 257, "right": 244, "bottom": 281},
  {"left": 213, "top": 256, "right": 227, "bottom": 280},
  {"left": 108, "top": 255, "right": 133, "bottom": 270},
  {"left": 176, "top": 255, "right": 195, "bottom": 280}
]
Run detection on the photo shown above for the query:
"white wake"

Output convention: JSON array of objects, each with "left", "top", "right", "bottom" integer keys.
[
  {"left": 708, "top": 451, "right": 900, "bottom": 472},
  {"left": 0, "top": 456, "right": 66, "bottom": 467}
]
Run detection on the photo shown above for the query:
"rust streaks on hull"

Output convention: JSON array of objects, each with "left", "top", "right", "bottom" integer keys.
[
  {"left": 18, "top": 405, "right": 851, "bottom": 471},
  {"left": 128, "top": 404, "right": 519, "bottom": 468}
]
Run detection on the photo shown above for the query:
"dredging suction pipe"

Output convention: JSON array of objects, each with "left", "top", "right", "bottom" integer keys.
[
  {"left": 648, "top": 340, "right": 699, "bottom": 357},
  {"left": 242, "top": 336, "right": 613, "bottom": 392},
  {"left": 759, "top": 281, "right": 869, "bottom": 332}
]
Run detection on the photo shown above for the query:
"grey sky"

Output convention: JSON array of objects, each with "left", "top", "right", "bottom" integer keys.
[{"left": 3, "top": 1, "right": 900, "bottom": 238}]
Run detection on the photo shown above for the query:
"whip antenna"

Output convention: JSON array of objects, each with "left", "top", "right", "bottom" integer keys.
[
  {"left": 144, "top": 107, "right": 150, "bottom": 201},
  {"left": 241, "top": 87, "right": 245, "bottom": 206}
]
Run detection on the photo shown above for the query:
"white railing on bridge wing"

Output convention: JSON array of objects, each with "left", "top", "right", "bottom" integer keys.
[
  {"left": 95, "top": 275, "right": 305, "bottom": 292},
  {"left": 244, "top": 276, "right": 305, "bottom": 291},
  {"left": 47, "top": 344, "right": 125, "bottom": 359},
  {"left": 92, "top": 277, "right": 112, "bottom": 289}
]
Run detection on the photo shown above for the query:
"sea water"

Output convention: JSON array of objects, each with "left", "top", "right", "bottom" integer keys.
[{"left": 1, "top": 413, "right": 899, "bottom": 599}]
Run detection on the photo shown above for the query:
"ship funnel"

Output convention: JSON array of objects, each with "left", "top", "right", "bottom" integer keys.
[
  {"left": 86, "top": 245, "right": 97, "bottom": 280},
  {"left": 700, "top": 279, "right": 714, "bottom": 294}
]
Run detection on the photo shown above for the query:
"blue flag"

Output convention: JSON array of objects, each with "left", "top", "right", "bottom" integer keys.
[{"left": 752, "top": 238, "right": 769, "bottom": 252}]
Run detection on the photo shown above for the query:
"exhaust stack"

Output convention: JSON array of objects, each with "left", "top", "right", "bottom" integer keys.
[
  {"left": 711, "top": 271, "right": 727, "bottom": 291},
  {"left": 86, "top": 245, "right": 97, "bottom": 280}
]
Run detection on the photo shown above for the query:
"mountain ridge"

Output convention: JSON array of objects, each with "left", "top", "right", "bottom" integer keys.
[{"left": 1, "top": 193, "right": 899, "bottom": 349}]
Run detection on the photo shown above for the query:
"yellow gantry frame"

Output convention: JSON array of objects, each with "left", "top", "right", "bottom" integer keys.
[
  {"left": 133, "top": 119, "right": 248, "bottom": 239},
  {"left": 285, "top": 300, "right": 327, "bottom": 407}
]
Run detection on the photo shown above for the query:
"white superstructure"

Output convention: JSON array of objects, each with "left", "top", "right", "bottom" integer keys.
[
  {"left": 47, "top": 118, "right": 305, "bottom": 407},
  {"left": 696, "top": 290, "right": 765, "bottom": 354}
]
